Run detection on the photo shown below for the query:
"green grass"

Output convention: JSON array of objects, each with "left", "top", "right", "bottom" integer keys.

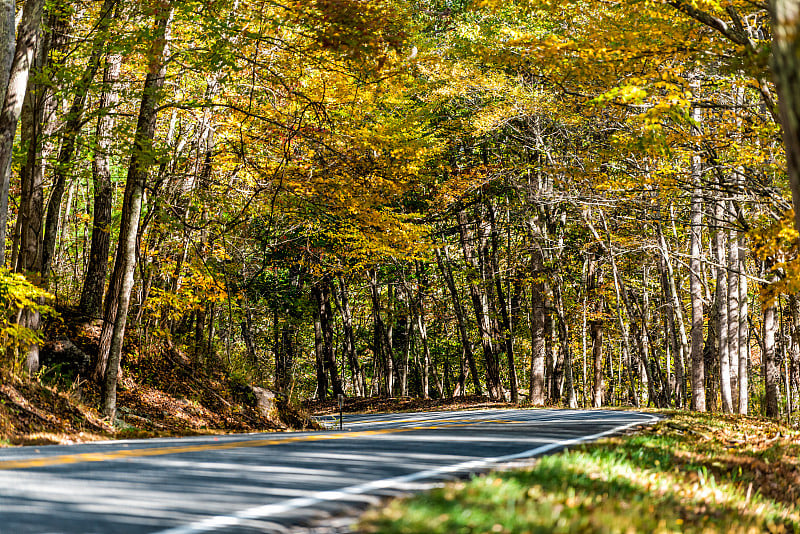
[{"left": 360, "top": 412, "right": 800, "bottom": 534}]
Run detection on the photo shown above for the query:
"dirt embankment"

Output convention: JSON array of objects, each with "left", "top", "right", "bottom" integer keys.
[{"left": 1, "top": 307, "right": 316, "bottom": 447}]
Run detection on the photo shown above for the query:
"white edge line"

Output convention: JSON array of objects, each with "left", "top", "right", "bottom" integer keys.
[{"left": 155, "top": 413, "right": 662, "bottom": 534}]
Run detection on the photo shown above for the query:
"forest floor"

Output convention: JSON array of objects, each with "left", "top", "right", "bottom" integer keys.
[
  {"left": 0, "top": 308, "right": 317, "bottom": 447},
  {"left": 359, "top": 410, "right": 800, "bottom": 533},
  {"left": 0, "top": 356, "right": 317, "bottom": 447}
]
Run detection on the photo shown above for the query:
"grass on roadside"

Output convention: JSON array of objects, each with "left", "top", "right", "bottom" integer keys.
[{"left": 360, "top": 411, "right": 800, "bottom": 534}]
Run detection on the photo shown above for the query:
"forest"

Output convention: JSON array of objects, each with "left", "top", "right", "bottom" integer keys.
[{"left": 2, "top": 0, "right": 800, "bottom": 424}]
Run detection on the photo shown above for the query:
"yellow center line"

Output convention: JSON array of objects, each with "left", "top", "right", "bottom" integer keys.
[{"left": 0, "top": 419, "right": 521, "bottom": 471}]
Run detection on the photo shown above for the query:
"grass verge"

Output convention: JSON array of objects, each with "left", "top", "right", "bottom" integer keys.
[{"left": 359, "top": 411, "right": 800, "bottom": 533}]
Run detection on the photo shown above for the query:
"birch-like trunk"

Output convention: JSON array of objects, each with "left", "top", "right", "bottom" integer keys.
[
  {"left": 763, "top": 286, "right": 780, "bottom": 418},
  {"left": 738, "top": 247, "right": 749, "bottom": 414},
  {"left": 714, "top": 194, "right": 734, "bottom": 413},
  {"left": 657, "top": 222, "right": 688, "bottom": 407},
  {"left": 728, "top": 225, "right": 741, "bottom": 411},
  {"left": 689, "top": 99, "right": 706, "bottom": 411}
]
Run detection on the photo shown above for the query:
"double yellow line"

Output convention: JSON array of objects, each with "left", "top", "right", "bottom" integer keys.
[{"left": 0, "top": 418, "right": 518, "bottom": 470}]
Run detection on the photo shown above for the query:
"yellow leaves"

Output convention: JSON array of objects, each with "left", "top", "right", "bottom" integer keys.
[
  {"left": 0, "top": 269, "right": 56, "bottom": 358},
  {"left": 594, "top": 84, "right": 648, "bottom": 106},
  {"left": 140, "top": 262, "right": 227, "bottom": 329},
  {"left": 751, "top": 210, "right": 800, "bottom": 302}
]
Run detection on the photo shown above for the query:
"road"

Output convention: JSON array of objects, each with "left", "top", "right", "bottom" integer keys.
[{"left": 0, "top": 408, "right": 659, "bottom": 534}]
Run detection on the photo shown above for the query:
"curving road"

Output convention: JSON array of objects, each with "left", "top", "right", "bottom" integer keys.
[{"left": 0, "top": 409, "right": 660, "bottom": 534}]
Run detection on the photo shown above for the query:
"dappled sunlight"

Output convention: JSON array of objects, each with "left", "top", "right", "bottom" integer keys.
[{"left": 0, "top": 409, "right": 654, "bottom": 533}]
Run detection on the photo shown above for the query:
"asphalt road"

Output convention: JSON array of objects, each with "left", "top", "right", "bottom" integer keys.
[{"left": 0, "top": 408, "right": 660, "bottom": 534}]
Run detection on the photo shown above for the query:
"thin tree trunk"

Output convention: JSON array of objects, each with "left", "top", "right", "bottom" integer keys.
[
  {"left": 591, "top": 318, "right": 604, "bottom": 407},
  {"left": 435, "top": 247, "right": 482, "bottom": 395},
  {"left": 457, "top": 209, "right": 502, "bottom": 400},
  {"left": 715, "top": 194, "right": 734, "bottom": 412},
  {"left": 790, "top": 295, "right": 800, "bottom": 415},
  {"left": 332, "top": 276, "right": 364, "bottom": 396},
  {"left": 100, "top": 2, "right": 174, "bottom": 419},
  {"left": 728, "top": 225, "right": 741, "bottom": 412},
  {"left": 368, "top": 268, "right": 391, "bottom": 396},
  {"left": 314, "top": 276, "right": 343, "bottom": 397},
  {"left": 487, "top": 200, "right": 518, "bottom": 402},
  {"left": 764, "top": 285, "right": 780, "bottom": 418},
  {"left": 313, "top": 301, "right": 328, "bottom": 400},
  {"left": 704, "top": 299, "right": 719, "bottom": 412},
  {"left": 79, "top": 51, "right": 121, "bottom": 317},
  {"left": 689, "top": 105, "right": 706, "bottom": 410},
  {"left": 738, "top": 247, "right": 749, "bottom": 414},
  {"left": 42, "top": 0, "right": 117, "bottom": 278},
  {"left": 657, "top": 222, "right": 688, "bottom": 407}
]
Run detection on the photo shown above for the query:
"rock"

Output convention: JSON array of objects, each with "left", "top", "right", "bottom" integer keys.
[
  {"left": 40, "top": 339, "right": 91, "bottom": 377},
  {"left": 250, "top": 386, "right": 278, "bottom": 418}
]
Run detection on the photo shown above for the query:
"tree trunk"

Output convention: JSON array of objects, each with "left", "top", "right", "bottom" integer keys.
[
  {"left": 100, "top": 2, "right": 174, "bottom": 420},
  {"left": 728, "top": 225, "right": 741, "bottom": 412},
  {"left": 770, "top": 0, "right": 800, "bottom": 234},
  {"left": 591, "top": 318, "right": 604, "bottom": 408},
  {"left": 42, "top": 0, "right": 117, "bottom": 279},
  {"left": 689, "top": 118, "right": 706, "bottom": 411},
  {"left": 332, "top": 276, "right": 364, "bottom": 396},
  {"left": 79, "top": 51, "right": 121, "bottom": 317},
  {"left": 0, "top": 0, "right": 45, "bottom": 267},
  {"left": 657, "top": 222, "right": 688, "bottom": 407},
  {"left": 313, "top": 275, "right": 343, "bottom": 397},
  {"left": 715, "top": 194, "right": 734, "bottom": 413},
  {"left": 435, "top": 247, "right": 482, "bottom": 396},
  {"left": 738, "top": 247, "right": 749, "bottom": 415},
  {"left": 790, "top": 295, "right": 800, "bottom": 415},
  {"left": 764, "top": 289, "right": 780, "bottom": 418},
  {"left": 368, "top": 268, "right": 393, "bottom": 396},
  {"left": 457, "top": 209, "right": 502, "bottom": 399},
  {"left": 486, "top": 200, "right": 518, "bottom": 402},
  {"left": 529, "top": 251, "right": 547, "bottom": 405},
  {"left": 585, "top": 246, "right": 605, "bottom": 408},
  {"left": 313, "top": 300, "right": 328, "bottom": 400},
  {"left": 703, "top": 299, "right": 719, "bottom": 412},
  {"left": 0, "top": 0, "right": 13, "bottom": 262}
]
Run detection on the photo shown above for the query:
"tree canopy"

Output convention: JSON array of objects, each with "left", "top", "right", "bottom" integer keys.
[{"left": 1, "top": 0, "right": 800, "bottom": 421}]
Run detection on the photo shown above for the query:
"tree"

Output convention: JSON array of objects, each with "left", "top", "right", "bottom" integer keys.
[
  {"left": 100, "top": 1, "right": 174, "bottom": 420},
  {"left": 0, "top": 0, "right": 45, "bottom": 267}
]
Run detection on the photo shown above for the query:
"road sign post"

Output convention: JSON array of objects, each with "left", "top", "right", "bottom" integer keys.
[{"left": 337, "top": 394, "right": 344, "bottom": 430}]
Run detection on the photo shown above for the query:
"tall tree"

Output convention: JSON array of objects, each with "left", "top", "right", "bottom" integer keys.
[
  {"left": 0, "top": 0, "right": 46, "bottom": 267},
  {"left": 771, "top": 0, "right": 800, "bottom": 233},
  {"left": 42, "top": 0, "right": 118, "bottom": 280},
  {"left": 689, "top": 99, "right": 706, "bottom": 412},
  {"left": 79, "top": 49, "right": 122, "bottom": 317},
  {"left": 100, "top": 1, "right": 174, "bottom": 420}
]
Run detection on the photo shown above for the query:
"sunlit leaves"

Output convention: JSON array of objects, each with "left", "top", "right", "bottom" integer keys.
[{"left": 0, "top": 269, "right": 55, "bottom": 355}]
